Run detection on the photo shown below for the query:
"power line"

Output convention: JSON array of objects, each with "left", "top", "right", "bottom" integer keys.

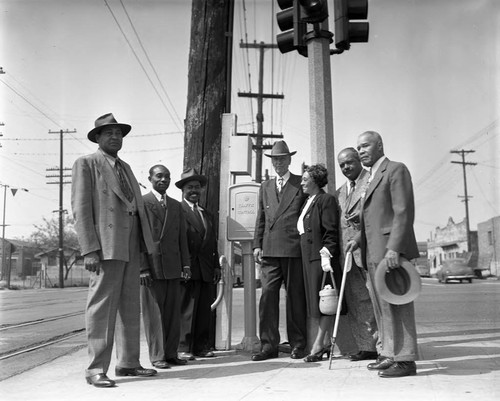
[
  {"left": 103, "top": 0, "right": 183, "bottom": 131},
  {"left": 118, "top": 0, "right": 183, "bottom": 129}
]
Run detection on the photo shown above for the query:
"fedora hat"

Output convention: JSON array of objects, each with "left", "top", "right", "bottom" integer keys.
[
  {"left": 264, "top": 140, "right": 297, "bottom": 157},
  {"left": 374, "top": 257, "right": 421, "bottom": 305},
  {"left": 175, "top": 168, "right": 208, "bottom": 189},
  {"left": 87, "top": 113, "right": 132, "bottom": 143}
]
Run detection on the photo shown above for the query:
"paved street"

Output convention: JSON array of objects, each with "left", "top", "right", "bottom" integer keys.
[{"left": 0, "top": 279, "right": 498, "bottom": 400}]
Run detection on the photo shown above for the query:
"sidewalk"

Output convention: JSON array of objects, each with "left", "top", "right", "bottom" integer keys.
[{"left": 1, "top": 326, "right": 498, "bottom": 401}]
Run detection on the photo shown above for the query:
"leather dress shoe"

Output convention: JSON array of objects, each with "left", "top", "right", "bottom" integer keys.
[
  {"left": 349, "top": 351, "right": 378, "bottom": 361},
  {"left": 86, "top": 373, "right": 116, "bottom": 388},
  {"left": 290, "top": 347, "right": 306, "bottom": 359},
  {"left": 367, "top": 356, "right": 394, "bottom": 370},
  {"left": 178, "top": 352, "right": 195, "bottom": 361},
  {"left": 165, "top": 357, "right": 188, "bottom": 366},
  {"left": 152, "top": 361, "right": 171, "bottom": 369},
  {"left": 251, "top": 350, "right": 279, "bottom": 361},
  {"left": 194, "top": 350, "right": 215, "bottom": 358},
  {"left": 379, "top": 361, "right": 417, "bottom": 378},
  {"left": 115, "top": 366, "right": 157, "bottom": 377}
]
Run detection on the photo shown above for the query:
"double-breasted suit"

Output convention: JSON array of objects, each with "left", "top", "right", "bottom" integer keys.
[
  {"left": 71, "top": 150, "right": 154, "bottom": 377},
  {"left": 336, "top": 169, "right": 378, "bottom": 353},
  {"left": 179, "top": 200, "right": 220, "bottom": 355},
  {"left": 140, "top": 191, "right": 190, "bottom": 362},
  {"left": 253, "top": 173, "right": 308, "bottom": 353},
  {"left": 356, "top": 157, "right": 420, "bottom": 362}
]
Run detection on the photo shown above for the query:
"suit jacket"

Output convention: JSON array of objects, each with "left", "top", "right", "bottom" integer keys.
[
  {"left": 71, "top": 150, "right": 154, "bottom": 260},
  {"left": 181, "top": 200, "right": 220, "bottom": 282},
  {"left": 336, "top": 169, "right": 370, "bottom": 267},
  {"left": 356, "top": 158, "right": 419, "bottom": 265},
  {"left": 253, "top": 173, "right": 307, "bottom": 258},
  {"left": 142, "top": 191, "right": 190, "bottom": 280},
  {"left": 300, "top": 191, "right": 340, "bottom": 262}
]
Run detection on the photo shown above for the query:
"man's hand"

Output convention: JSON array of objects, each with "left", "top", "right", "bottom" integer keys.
[
  {"left": 345, "top": 240, "right": 358, "bottom": 253},
  {"left": 140, "top": 270, "right": 153, "bottom": 287},
  {"left": 384, "top": 249, "right": 400, "bottom": 269},
  {"left": 84, "top": 252, "right": 101, "bottom": 275},
  {"left": 253, "top": 248, "right": 263, "bottom": 264},
  {"left": 213, "top": 267, "right": 221, "bottom": 284},
  {"left": 182, "top": 266, "right": 191, "bottom": 280}
]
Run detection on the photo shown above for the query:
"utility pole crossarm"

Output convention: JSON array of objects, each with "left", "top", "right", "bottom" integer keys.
[{"left": 450, "top": 149, "right": 476, "bottom": 252}]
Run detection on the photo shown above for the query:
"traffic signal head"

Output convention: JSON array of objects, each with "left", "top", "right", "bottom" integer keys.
[
  {"left": 276, "top": 0, "right": 307, "bottom": 55},
  {"left": 299, "top": 0, "right": 328, "bottom": 24},
  {"left": 334, "top": 0, "right": 369, "bottom": 51}
]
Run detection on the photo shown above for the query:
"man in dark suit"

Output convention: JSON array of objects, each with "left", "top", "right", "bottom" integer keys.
[
  {"left": 71, "top": 113, "right": 157, "bottom": 388},
  {"left": 336, "top": 147, "right": 378, "bottom": 361},
  {"left": 176, "top": 168, "right": 221, "bottom": 359},
  {"left": 140, "top": 164, "right": 191, "bottom": 368},
  {"left": 252, "top": 140, "right": 308, "bottom": 361},
  {"left": 346, "top": 131, "right": 420, "bottom": 378}
]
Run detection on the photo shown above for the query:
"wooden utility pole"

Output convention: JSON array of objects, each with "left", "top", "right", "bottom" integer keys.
[
  {"left": 451, "top": 149, "right": 477, "bottom": 252},
  {"left": 184, "top": 0, "right": 234, "bottom": 215},
  {"left": 238, "top": 42, "right": 284, "bottom": 183},
  {"left": 48, "top": 129, "right": 75, "bottom": 288}
]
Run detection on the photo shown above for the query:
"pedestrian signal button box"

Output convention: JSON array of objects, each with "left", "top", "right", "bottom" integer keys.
[{"left": 227, "top": 183, "right": 260, "bottom": 241}]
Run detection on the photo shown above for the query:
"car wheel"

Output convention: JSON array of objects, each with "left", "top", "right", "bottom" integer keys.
[{"left": 468, "top": 278, "right": 472, "bottom": 283}]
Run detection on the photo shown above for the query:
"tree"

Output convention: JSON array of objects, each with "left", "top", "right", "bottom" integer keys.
[{"left": 29, "top": 215, "right": 82, "bottom": 279}]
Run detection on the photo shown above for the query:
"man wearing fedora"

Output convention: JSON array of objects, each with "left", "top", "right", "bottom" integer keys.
[
  {"left": 336, "top": 147, "right": 379, "bottom": 362},
  {"left": 346, "top": 131, "right": 420, "bottom": 378},
  {"left": 176, "top": 168, "right": 221, "bottom": 359},
  {"left": 139, "top": 164, "right": 191, "bottom": 368},
  {"left": 71, "top": 113, "right": 157, "bottom": 387},
  {"left": 252, "top": 140, "right": 308, "bottom": 361}
]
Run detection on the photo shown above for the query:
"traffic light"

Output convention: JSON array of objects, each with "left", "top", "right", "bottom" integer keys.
[
  {"left": 333, "top": 0, "right": 369, "bottom": 51},
  {"left": 276, "top": 0, "right": 307, "bottom": 55},
  {"left": 299, "top": 0, "right": 328, "bottom": 24}
]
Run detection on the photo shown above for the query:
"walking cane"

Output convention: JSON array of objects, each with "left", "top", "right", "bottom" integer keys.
[{"left": 329, "top": 251, "right": 352, "bottom": 370}]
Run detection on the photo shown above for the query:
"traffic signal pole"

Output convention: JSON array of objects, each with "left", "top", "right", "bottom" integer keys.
[{"left": 306, "top": 23, "right": 336, "bottom": 192}]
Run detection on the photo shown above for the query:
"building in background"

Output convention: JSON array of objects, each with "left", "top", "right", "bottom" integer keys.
[
  {"left": 427, "top": 217, "right": 478, "bottom": 275},
  {"left": 477, "top": 216, "right": 500, "bottom": 277}
]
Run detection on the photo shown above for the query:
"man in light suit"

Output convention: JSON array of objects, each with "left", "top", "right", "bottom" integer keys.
[
  {"left": 176, "top": 168, "right": 221, "bottom": 359},
  {"left": 71, "top": 113, "right": 157, "bottom": 388},
  {"left": 252, "top": 141, "right": 308, "bottom": 361},
  {"left": 336, "top": 147, "right": 378, "bottom": 361},
  {"left": 140, "top": 164, "right": 191, "bottom": 368},
  {"left": 346, "top": 131, "right": 420, "bottom": 378}
]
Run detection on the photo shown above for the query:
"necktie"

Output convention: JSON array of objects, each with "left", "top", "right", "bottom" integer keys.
[
  {"left": 194, "top": 204, "right": 206, "bottom": 237},
  {"left": 115, "top": 159, "right": 134, "bottom": 202},
  {"left": 277, "top": 177, "right": 284, "bottom": 192},
  {"left": 160, "top": 193, "right": 166, "bottom": 208},
  {"left": 345, "top": 180, "right": 356, "bottom": 210}
]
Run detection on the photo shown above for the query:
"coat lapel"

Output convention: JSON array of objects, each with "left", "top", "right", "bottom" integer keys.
[
  {"left": 144, "top": 191, "right": 163, "bottom": 222},
  {"left": 94, "top": 151, "right": 129, "bottom": 204},
  {"left": 364, "top": 158, "right": 389, "bottom": 203},
  {"left": 347, "top": 169, "right": 369, "bottom": 214},
  {"left": 276, "top": 174, "right": 300, "bottom": 216}
]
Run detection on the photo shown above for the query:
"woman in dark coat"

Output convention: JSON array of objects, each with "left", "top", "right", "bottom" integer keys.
[{"left": 297, "top": 164, "right": 342, "bottom": 362}]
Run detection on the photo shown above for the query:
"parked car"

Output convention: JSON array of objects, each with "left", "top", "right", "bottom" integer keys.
[
  {"left": 415, "top": 263, "right": 431, "bottom": 278},
  {"left": 436, "top": 259, "right": 475, "bottom": 284}
]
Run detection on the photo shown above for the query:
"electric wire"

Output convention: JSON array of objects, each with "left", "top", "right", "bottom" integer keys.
[
  {"left": 118, "top": 0, "right": 184, "bottom": 130},
  {"left": 103, "top": 0, "right": 182, "bottom": 131}
]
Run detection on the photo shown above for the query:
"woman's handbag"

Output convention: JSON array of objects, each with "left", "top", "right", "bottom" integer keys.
[{"left": 319, "top": 271, "right": 339, "bottom": 315}]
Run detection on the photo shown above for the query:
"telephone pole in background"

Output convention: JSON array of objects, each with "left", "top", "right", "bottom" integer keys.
[
  {"left": 48, "top": 129, "right": 76, "bottom": 288},
  {"left": 451, "top": 149, "right": 477, "bottom": 252},
  {"left": 238, "top": 41, "right": 284, "bottom": 183}
]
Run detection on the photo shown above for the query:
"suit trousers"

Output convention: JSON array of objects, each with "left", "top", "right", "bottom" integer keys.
[
  {"left": 85, "top": 216, "right": 141, "bottom": 376},
  {"left": 259, "top": 257, "right": 307, "bottom": 352},
  {"left": 344, "top": 260, "right": 378, "bottom": 353},
  {"left": 140, "top": 284, "right": 164, "bottom": 363},
  {"left": 178, "top": 279, "right": 215, "bottom": 354},
  {"left": 149, "top": 278, "right": 182, "bottom": 360},
  {"left": 365, "top": 258, "right": 418, "bottom": 362}
]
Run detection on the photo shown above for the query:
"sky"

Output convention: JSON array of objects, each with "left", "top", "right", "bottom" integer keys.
[{"left": 0, "top": 0, "right": 498, "bottom": 243}]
